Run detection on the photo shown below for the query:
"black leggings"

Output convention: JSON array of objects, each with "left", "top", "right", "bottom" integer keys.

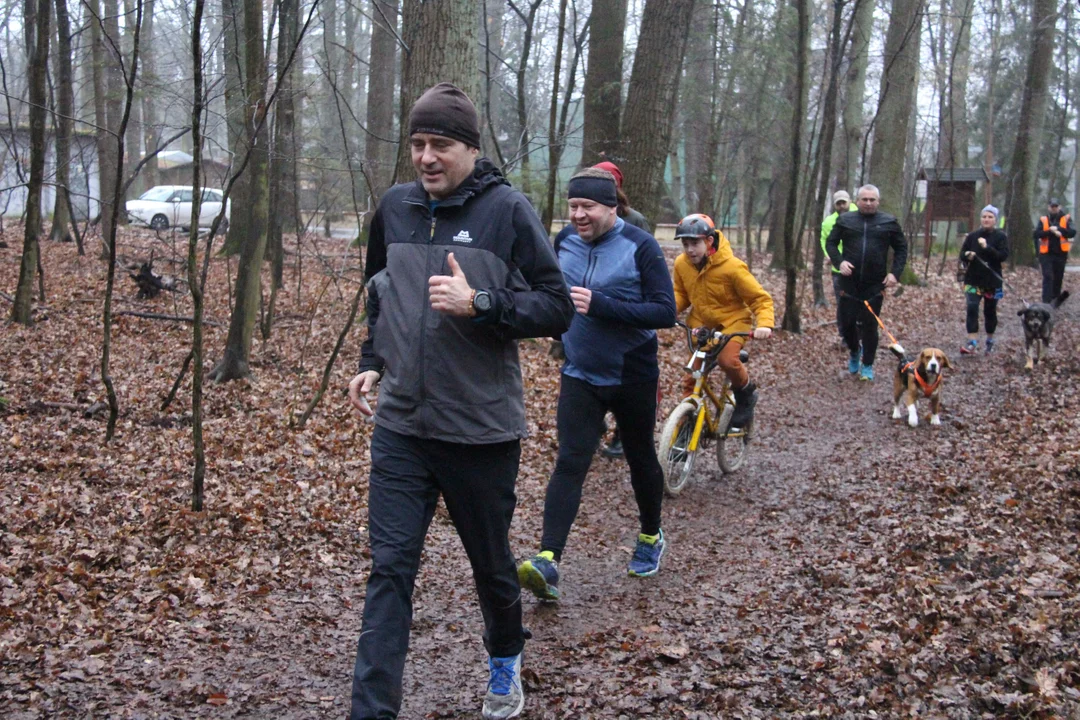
[
  {"left": 838, "top": 293, "right": 884, "bottom": 366},
  {"left": 540, "top": 374, "right": 664, "bottom": 560},
  {"left": 965, "top": 292, "right": 999, "bottom": 334}
]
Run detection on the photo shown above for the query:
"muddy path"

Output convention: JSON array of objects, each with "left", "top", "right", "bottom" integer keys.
[
  {"left": 2, "top": 244, "right": 1078, "bottom": 720},
  {"left": 379, "top": 268, "right": 1080, "bottom": 719}
]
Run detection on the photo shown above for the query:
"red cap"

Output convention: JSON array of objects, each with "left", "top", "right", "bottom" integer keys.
[{"left": 592, "top": 161, "right": 624, "bottom": 189}]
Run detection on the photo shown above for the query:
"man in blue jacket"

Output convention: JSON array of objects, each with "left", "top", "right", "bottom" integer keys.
[
  {"left": 517, "top": 168, "right": 676, "bottom": 602},
  {"left": 347, "top": 83, "right": 573, "bottom": 720}
]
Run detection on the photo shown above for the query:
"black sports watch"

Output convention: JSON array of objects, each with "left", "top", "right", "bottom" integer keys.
[{"left": 472, "top": 289, "right": 493, "bottom": 314}]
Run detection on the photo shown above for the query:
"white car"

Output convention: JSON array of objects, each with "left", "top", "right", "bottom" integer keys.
[{"left": 126, "top": 185, "right": 230, "bottom": 230}]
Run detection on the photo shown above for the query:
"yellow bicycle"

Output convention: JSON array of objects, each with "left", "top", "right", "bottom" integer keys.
[{"left": 658, "top": 322, "right": 752, "bottom": 496}]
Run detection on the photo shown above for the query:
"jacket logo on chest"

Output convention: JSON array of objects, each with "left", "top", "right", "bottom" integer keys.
[{"left": 452, "top": 230, "right": 474, "bottom": 243}]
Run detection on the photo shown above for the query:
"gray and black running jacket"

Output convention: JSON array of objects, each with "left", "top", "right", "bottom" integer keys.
[{"left": 360, "top": 159, "right": 573, "bottom": 443}]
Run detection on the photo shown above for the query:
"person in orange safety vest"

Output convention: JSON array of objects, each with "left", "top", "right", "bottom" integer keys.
[{"left": 1033, "top": 198, "right": 1075, "bottom": 303}]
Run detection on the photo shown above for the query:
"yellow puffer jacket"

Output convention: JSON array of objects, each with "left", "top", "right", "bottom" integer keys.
[{"left": 673, "top": 230, "right": 775, "bottom": 334}]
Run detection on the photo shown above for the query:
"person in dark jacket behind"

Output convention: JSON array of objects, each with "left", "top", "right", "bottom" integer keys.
[
  {"left": 517, "top": 168, "right": 676, "bottom": 602},
  {"left": 825, "top": 183, "right": 908, "bottom": 382},
  {"left": 346, "top": 83, "right": 573, "bottom": 720},
  {"left": 959, "top": 205, "right": 1009, "bottom": 355},
  {"left": 1033, "top": 198, "right": 1075, "bottom": 303}
]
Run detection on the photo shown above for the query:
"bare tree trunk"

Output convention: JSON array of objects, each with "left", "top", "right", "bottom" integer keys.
[
  {"left": 1005, "top": 0, "right": 1056, "bottom": 267},
  {"left": 365, "top": 0, "right": 398, "bottom": 202},
  {"left": 682, "top": 0, "right": 717, "bottom": 213},
  {"left": 580, "top": 0, "right": 627, "bottom": 166},
  {"left": 209, "top": 0, "right": 270, "bottom": 382},
  {"left": 838, "top": 0, "right": 872, "bottom": 189},
  {"left": 811, "top": 0, "right": 851, "bottom": 308},
  {"left": 11, "top": 0, "right": 51, "bottom": 326},
  {"left": 508, "top": 0, "right": 542, "bottom": 197},
  {"left": 139, "top": 0, "right": 158, "bottom": 190},
  {"left": 936, "top": 0, "right": 973, "bottom": 168},
  {"left": 393, "top": 0, "right": 480, "bottom": 182},
  {"left": 621, "top": 0, "right": 696, "bottom": 224},
  {"left": 781, "top": 0, "right": 809, "bottom": 332},
  {"left": 868, "top": 0, "right": 924, "bottom": 216},
  {"left": 188, "top": 0, "right": 206, "bottom": 510},
  {"left": 220, "top": 0, "right": 248, "bottom": 255},
  {"left": 100, "top": 0, "right": 143, "bottom": 440},
  {"left": 101, "top": 0, "right": 124, "bottom": 244},
  {"left": 541, "top": 0, "right": 569, "bottom": 231},
  {"left": 49, "top": 0, "right": 75, "bottom": 244},
  {"left": 267, "top": 0, "right": 299, "bottom": 295}
]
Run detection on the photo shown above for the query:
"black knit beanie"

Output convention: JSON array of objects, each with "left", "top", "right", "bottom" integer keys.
[
  {"left": 408, "top": 83, "right": 482, "bottom": 149},
  {"left": 567, "top": 170, "right": 618, "bottom": 207}
]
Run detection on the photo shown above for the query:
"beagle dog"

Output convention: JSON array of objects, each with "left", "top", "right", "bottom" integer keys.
[{"left": 892, "top": 348, "right": 951, "bottom": 427}]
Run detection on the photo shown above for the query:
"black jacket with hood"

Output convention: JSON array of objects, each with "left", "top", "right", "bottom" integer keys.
[
  {"left": 960, "top": 228, "right": 1009, "bottom": 289},
  {"left": 825, "top": 210, "right": 909, "bottom": 300},
  {"left": 360, "top": 158, "right": 573, "bottom": 443}
]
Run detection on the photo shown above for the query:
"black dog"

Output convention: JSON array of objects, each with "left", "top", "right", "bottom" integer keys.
[{"left": 1018, "top": 291, "right": 1070, "bottom": 370}]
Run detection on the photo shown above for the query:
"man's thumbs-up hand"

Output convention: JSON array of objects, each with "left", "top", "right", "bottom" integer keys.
[{"left": 429, "top": 252, "right": 475, "bottom": 316}]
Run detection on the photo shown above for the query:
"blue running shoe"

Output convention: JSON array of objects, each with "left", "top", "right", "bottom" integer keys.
[
  {"left": 960, "top": 339, "right": 978, "bottom": 355},
  {"left": 859, "top": 364, "right": 874, "bottom": 382},
  {"left": 482, "top": 653, "right": 524, "bottom": 719},
  {"left": 517, "top": 551, "right": 559, "bottom": 601},
  {"left": 847, "top": 350, "right": 861, "bottom": 374},
  {"left": 627, "top": 530, "right": 666, "bottom": 577}
]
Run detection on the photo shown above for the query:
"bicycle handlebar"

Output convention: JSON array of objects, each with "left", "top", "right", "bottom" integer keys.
[{"left": 674, "top": 320, "right": 750, "bottom": 354}]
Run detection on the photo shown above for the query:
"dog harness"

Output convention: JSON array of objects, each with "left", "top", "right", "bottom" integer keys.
[{"left": 901, "top": 361, "right": 941, "bottom": 398}]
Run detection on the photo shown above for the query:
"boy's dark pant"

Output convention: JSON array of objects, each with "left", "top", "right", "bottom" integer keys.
[
  {"left": 838, "top": 293, "right": 884, "bottom": 367},
  {"left": 350, "top": 426, "right": 524, "bottom": 720}
]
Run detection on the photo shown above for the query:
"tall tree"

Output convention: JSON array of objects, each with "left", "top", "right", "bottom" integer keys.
[
  {"left": 11, "top": 0, "right": 51, "bottom": 325},
  {"left": 220, "top": 0, "right": 249, "bottom": 254},
  {"left": 49, "top": 0, "right": 76, "bottom": 245},
  {"left": 139, "top": 0, "right": 159, "bottom": 190},
  {"left": 209, "top": 0, "right": 271, "bottom": 381},
  {"left": 936, "top": 0, "right": 974, "bottom": 167},
  {"left": 541, "top": 0, "right": 570, "bottom": 230},
  {"left": 811, "top": 0, "right": 856, "bottom": 307},
  {"left": 682, "top": 0, "right": 717, "bottom": 213},
  {"left": 780, "top": 0, "right": 809, "bottom": 332},
  {"left": 267, "top": 0, "right": 299, "bottom": 293},
  {"left": 1004, "top": 0, "right": 1056, "bottom": 267},
  {"left": 868, "top": 0, "right": 924, "bottom": 217},
  {"left": 621, "top": 0, "right": 697, "bottom": 223},
  {"left": 837, "top": 0, "right": 872, "bottom": 190},
  {"left": 393, "top": 0, "right": 480, "bottom": 182},
  {"left": 364, "top": 0, "right": 398, "bottom": 202},
  {"left": 580, "top": 0, "right": 627, "bottom": 166},
  {"left": 507, "top": 0, "right": 543, "bottom": 197},
  {"left": 188, "top": 0, "right": 207, "bottom": 510}
]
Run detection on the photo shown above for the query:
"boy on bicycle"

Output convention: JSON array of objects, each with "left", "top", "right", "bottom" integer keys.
[{"left": 672, "top": 214, "right": 774, "bottom": 428}]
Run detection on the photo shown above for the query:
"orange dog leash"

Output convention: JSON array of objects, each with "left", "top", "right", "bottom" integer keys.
[{"left": 862, "top": 299, "right": 905, "bottom": 356}]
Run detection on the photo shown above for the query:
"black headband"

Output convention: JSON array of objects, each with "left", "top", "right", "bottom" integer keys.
[{"left": 567, "top": 176, "right": 618, "bottom": 207}]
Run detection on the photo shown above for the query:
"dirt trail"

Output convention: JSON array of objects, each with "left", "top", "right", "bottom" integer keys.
[{"left": 2, "top": 240, "right": 1077, "bottom": 719}]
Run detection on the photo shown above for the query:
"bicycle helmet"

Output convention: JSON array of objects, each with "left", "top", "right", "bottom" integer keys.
[{"left": 674, "top": 213, "right": 716, "bottom": 239}]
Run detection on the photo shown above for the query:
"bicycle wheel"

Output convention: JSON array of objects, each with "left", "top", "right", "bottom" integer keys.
[
  {"left": 716, "top": 403, "right": 751, "bottom": 474},
  {"left": 658, "top": 401, "right": 700, "bottom": 496}
]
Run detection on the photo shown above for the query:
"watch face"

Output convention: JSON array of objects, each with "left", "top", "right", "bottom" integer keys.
[{"left": 475, "top": 292, "right": 492, "bottom": 312}]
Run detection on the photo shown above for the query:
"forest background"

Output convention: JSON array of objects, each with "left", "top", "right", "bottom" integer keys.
[{"left": 1, "top": 0, "right": 1079, "bottom": 716}]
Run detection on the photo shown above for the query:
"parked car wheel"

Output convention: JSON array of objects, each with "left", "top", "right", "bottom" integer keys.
[{"left": 150, "top": 214, "right": 169, "bottom": 230}]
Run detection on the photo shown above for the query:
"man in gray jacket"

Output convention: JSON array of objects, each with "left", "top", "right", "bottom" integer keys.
[{"left": 346, "top": 83, "right": 573, "bottom": 720}]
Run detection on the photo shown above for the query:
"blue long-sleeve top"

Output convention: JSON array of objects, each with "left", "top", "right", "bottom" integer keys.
[{"left": 557, "top": 217, "right": 676, "bottom": 385}]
